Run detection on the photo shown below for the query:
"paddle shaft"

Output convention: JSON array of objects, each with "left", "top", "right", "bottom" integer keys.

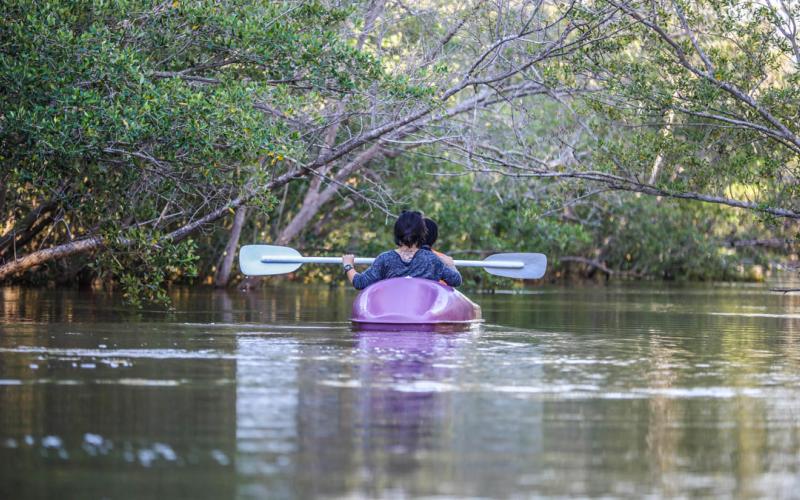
[{"left": 260, "top": 255, "right": 524, "bottom": 270}]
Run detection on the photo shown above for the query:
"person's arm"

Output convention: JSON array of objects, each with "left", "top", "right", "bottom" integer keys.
[
  {"left": 343, "top": 254, "right": 357, "bottom": 284},
  {"left": 440, "top": 263, "right": 462, "bottom": 287},
  {"left": 343, "top": 253, "right": 384, "bottom": 290},
  {"left": 435, "top": 252, "right": 456, "bottom": 269}
]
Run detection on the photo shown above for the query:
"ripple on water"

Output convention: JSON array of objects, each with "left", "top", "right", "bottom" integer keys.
[
  {"left": 0, "top": 346, "right": 234, "bottom": 360},
  {"left": 1, "top": 432, "right": 233, "bottom": 469},
  {"left": 311, "top": 377, "right": 800, "bottom": 402},
  {"left": 709, "top": 312, "right": 800, "bottom": 319}
]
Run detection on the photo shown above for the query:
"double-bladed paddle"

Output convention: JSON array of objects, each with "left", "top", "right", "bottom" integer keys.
[{"left": 239, "top": 245, "right": 547, "bottom": 279}]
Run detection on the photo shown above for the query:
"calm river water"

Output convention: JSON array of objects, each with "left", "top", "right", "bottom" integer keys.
[{"left": 1, "top": 282, "right": 800, "bottom": 498}]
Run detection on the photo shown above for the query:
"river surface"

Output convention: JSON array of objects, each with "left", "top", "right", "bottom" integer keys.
[{"left": 1, "top": 282, "right": 800, "bottom": 498}]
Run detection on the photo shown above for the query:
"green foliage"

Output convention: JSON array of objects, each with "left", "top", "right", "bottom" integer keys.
[
  {"left": 2, "top": 0, "right": 796, "bottom": 298},
  {"left": 290, "top": 149, "right": 786, "bottom": 288},
  {"left": 574, "top": 0, "right": 800, "bottom": 217},
  {"left": 0, "top": 0, "right": 393, "bottom": 303},
  {"left": 594, "top": 199, "right": 741, "bottom": 280},
  {"left": 106, "top": 235, "right": 200, "bottom": 308}
]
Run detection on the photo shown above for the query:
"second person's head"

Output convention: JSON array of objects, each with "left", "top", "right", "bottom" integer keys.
[
  {"left": 394, "top": 210, "right": 427, "bottom": 248},
  {"left": 423, "top": 218, "right": 438, "bottom": 248}
]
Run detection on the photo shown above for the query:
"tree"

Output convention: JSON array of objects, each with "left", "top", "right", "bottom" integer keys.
[
  {"left": 0, "top": 0, "right": 400, "bottom": 301},
  {"left": 439, "top": 0, "right": 800, "bottom": 221},
  {"left": 4, "top": 0, "right": 796, "bottom": 297},
  {"left": 272, "top": 0, "right": 616, "bottom": 246}
]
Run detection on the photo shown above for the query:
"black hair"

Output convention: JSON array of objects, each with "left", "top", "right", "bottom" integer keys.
[
  {"left": 393, "top": 210, "right": 427, "bottom": 247},
  {"left": 423, "top": 218, "right": 438, "bottom": 247}
]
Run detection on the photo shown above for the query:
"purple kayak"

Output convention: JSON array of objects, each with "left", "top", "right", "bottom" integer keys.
[{"left": 351, "top": 277, "right": 482, "bottom": 331}]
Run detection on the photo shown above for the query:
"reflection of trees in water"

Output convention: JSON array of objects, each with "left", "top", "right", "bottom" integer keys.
[
  {"left": 642, "top": 298, "right": 800, "bottom": 496},
  {"left": 645, "top": 331, "right": 681, "bottom": 496},
  {"left": 234, "top": 335, "right": 300, "bottom": 498},
  {"left": 1, "top": 286, "right": 113, "bottom": 324},
  {"left": 0, "top": 288, "right": 238, "bottom": 498},
  {"left": 5, "top": 286, "right": 800, "bottom": 497},
  {"left": 503, "top": 288, "right": 800, "bottom": 496},
  {"left": 231, "top": 283, "right": 353, "bottom": 324}
]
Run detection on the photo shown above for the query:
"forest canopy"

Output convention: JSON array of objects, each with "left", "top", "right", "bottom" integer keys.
[{"left": 1, "top": 0, "right": 798, "bottom": 303}]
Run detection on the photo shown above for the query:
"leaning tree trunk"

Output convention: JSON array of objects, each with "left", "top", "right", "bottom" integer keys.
[
  {"left": 214, "top": 205, "right": 248, "bottom": 288},
  {"left": 0, "top": 169, "right": 303, "bottom": 281},
  {"left": 275, "top": 181, "right": 323, "bottom": 245},
  {"left": 276, "top": 143, "right": 385, "bottom": 244},
  {"left": 274, "top": 0, "right": 386, "bottom": 245},
  {"left": 272, "top": 83, "right": 523, "bottom": 244}
]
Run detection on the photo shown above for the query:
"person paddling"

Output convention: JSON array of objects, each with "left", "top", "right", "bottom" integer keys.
[{"left": 342, "top": 210, "right": 462, "bottom": 290}]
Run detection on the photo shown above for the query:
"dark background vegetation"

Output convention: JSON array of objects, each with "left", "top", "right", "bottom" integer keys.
[{"left": 2, "top": 0, "right": 798, "bottom": 304}]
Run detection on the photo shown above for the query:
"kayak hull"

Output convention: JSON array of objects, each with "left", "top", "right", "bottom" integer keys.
[{"left": 351, "top": 277, "right": 481, "bottom": 331}]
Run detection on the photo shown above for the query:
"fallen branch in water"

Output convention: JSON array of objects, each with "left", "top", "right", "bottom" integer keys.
[
  {"left": 725, "top": 238, "right": 795, "bottom": 248},
  {"left": 559, "top": 256, "right": 647, "bottom": 278},
  {"left": 559, "top": 256, "right": 616, "bottom": 275}
]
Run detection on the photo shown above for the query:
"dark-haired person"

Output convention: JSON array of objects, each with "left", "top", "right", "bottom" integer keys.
[
  {"left": 342, "top": 211, "right": 462, "bottom": 290},
  {"left": 423, "top": 217, "right": 455, "bottom": 269}
]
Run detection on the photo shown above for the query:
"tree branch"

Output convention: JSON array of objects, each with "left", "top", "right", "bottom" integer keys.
[{"left": 0, "top": 168, "right": 304, "bottom": 281}]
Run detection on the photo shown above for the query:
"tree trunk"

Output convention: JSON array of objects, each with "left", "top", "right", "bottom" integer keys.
[
  {"left": 0, "top": 236, "right": 103, "bottom": 280},
  {"left": 276, "top": 143, "right": 385, "bottom": 244},
  {"left": 0, "top": 200, "right": 57, "bottom": 253},
  {"left": 275, "top": 186, "right": 322, "bottom": 245},
  {"left": 272, "top": 84, "right": 530, "bottom": 244},
  {"left": 273, "top": 0, "right": 386, "bottom": 245},
  {"left": 214, "top": 205, "right": 248, "bottom": 288},
  {"left": 0, "top": 212, "right": 56, "bottom": 262},
  {"left": 0, "top": 168, "right": 302, "bottom": 281}
]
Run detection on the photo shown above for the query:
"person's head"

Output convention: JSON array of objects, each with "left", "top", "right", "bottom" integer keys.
[
  {"left": 394, "top": 210, "right": 427, "bottom": 248},
  {"left": 423, "top": 218, "right": 438, "bottom": 248}
]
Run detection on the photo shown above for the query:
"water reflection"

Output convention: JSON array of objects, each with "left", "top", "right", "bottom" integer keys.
[
  {"left": 0, "top": 330, "right": 238, "bottom": 499},
  {"left": 235, "top": 334, "right": 299, "bottom": 498},
  {"left": 233, "top": 329, "right": 475, "bottom": 497},
  {"left": 2, "top": 283, "right": 800, "bottom": 498},
  {"left": 352, "top": 332, "right": 460, "bottom": 487}
]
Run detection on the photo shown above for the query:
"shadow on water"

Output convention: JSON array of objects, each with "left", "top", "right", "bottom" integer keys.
[{"left": 2, "top": 282, "right": 800, "bottom": 497}]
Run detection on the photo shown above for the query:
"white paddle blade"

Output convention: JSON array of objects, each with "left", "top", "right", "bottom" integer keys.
[
  {"left": 484, "top": 252, "right": 547, "bottom": 279},
  {"left": 239, "top": 245, "right": 302, "bottom": 276}
]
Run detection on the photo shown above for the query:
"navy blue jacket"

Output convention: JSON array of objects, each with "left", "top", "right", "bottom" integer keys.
[{"left": 352, "top": 248, "right": 462, "bottom": 290}]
